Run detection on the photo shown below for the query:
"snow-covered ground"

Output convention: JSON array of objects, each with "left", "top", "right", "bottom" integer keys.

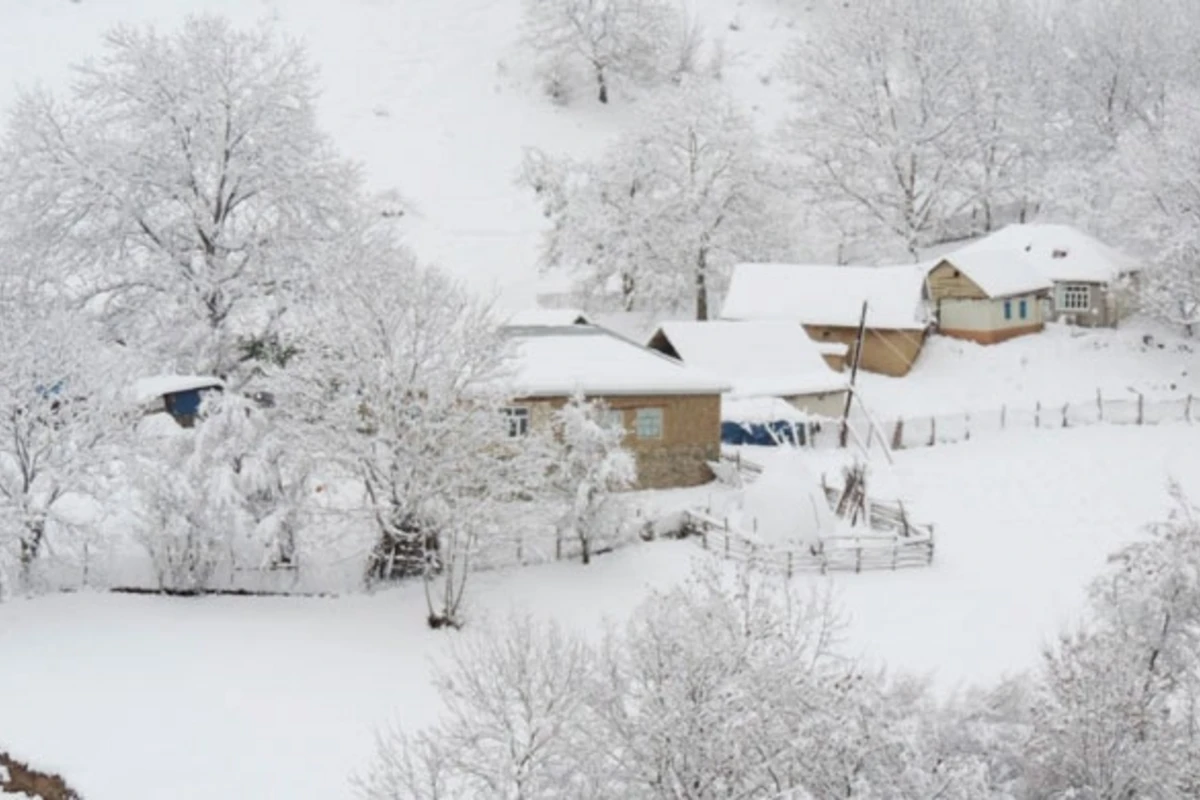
[
  {"left": 3, "top": 422, "right": 1198, "bottom": 799},
  {"left": 0, "top": 0, "right": 805, "bottom": 313},
  {"left": 858, "top": 321, "right": 1200, "bottom": 418}
]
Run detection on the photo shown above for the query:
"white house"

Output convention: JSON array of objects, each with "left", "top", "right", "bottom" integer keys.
[
  {"left": 926, "top": 250, "right": 1053, "bottom": 344},
  {"left": 949, "top": 223, "right": 1140, "bottom": 327}
]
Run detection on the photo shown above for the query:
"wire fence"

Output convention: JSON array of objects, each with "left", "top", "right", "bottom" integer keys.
[{"left": 802, "top": 391, "right": 1196, "bottom": 452}]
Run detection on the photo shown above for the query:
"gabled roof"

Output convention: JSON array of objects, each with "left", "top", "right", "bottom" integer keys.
[
  {"left": 503, "top": 307, "right": 591, "bottom": 327},
  {"left": 952, "top": 223, "right": 1139, "bottom": 284},
  {"left": 134, "top": 375, "right": 224, "bottom": 405},
  {"left": 933, "top": 250, "right": 1052, "bottom": 298},
  {"left": 648, "top": 321, "right": 848, "bottom": 398},
  {"left": 720, "top": 263, "right": 931, "bottom": 331},
  {"left": 500, "top": 325, "right": 729, "bottom": 398}
]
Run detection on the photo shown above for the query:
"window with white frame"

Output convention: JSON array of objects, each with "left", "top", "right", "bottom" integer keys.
[
  {"left": 502, "top": 406, "right": 530, "bottom": 437},
  {"left": 634, "top": 407, "right": 664, "bottom": 439},
  {"left": 1060, "top": 284, "right": 1091, "bottom": 311}
]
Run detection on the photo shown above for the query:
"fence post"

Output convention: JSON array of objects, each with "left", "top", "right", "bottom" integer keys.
[
  {"left": 1035, "top": 401, "right": 1041, "bottom": 428},
  {"left": 1138, "top": 393, "right": 1145, "bottom": 425},
  {"left": 1000, "top": 404, "right": 1007, "bottom": 429},
  {"left": 855, "top": 546, "right": 862, "bottom": 574},
  {"left": 892, "top": 419, "right": 904, "bottom": 450},
  {"left": 1188, "top": 394, "right": 1194, "bottom": 424},
  {"left": 1062, "top": 403, "right": 1069, "bottom": 428},
  {"left": 892, "top": 543, "right": 898, "bottom": 570},
  {"left": 1097, "top": 388, "right": 1103, "bottom": 421},
  {"left": 929, "top": 416, "right": 936, "bottom": 447},
  {"left": 555, "top": 531, "right": 561, "bottom": 561},
  {"left": 701, "top": 529, "right": 708, "bottom": 550},
  {"left": 787, "top": 550, "right": 793, "bottom": 579},
  {"left": 518, "top": 533, "right": 524, "bottom": 565},
  {"left": 965, "top": 412, "right": 971, "bottom": 441}
]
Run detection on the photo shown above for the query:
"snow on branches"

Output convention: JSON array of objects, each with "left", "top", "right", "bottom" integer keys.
[
  {"left": 0, "top": 15, "right": 360, "bottom": 379},
  {"left": 522, "top": 80, "right": 789, "bottom": 318}
]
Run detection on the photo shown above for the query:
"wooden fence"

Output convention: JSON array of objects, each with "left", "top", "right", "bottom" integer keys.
[
  {"left": 797, "top": 391, "right": 1196, "bottom": 452},
  {"left": 681, "top": 509, "right": 935, "bottom": 576}
]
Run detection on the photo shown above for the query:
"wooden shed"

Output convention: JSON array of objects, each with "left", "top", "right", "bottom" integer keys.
[
  {"left": 500, "top": 325, "right": 730, "bottom": 490},
  {"left": 720, "top": 263, "right": 931, "bottom": 377},
  {"left": 927, "top": 251, "right": 1052, "bottom": 344},
  {"left": 134, "top": 375, "right": 225, "bottom": 428}
]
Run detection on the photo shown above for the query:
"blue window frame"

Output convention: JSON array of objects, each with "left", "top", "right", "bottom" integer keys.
[
  {"left": 1004, "top": 300, "right": 1012, "bottom": 320},
  {"left": 1019, "top": 299, "right": 1028, "bottom": 319}
]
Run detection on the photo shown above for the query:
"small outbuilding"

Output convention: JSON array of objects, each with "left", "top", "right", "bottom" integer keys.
[
  {"left": 134, "top": 375, "right": 225, "bottom": 428},
  {"left": 500, "top": 325, "right": 730, "bottom": 489},
  {"left": 948, "top": 223, "right": 1140, "bottom": 328},
  {"left": 720, "top": 263, "right": 932, "bottom": 377},
  {"left": 645, "top": 321, "right": 849, "bottom": 418},
  {"left": 926, "top": 251, "right": 1052, "bottom": 343}
]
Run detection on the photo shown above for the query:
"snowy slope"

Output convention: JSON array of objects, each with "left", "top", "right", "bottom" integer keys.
[
  {"left": 0, "top": 0, "right": 807, "bottom": 312},
  {"left": 3, "top": 423, "right": 1200, "bottom": 798}
]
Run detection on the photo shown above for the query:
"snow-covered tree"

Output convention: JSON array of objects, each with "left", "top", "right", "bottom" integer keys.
[
  {"left": 783, "top": 0, "right": 981, "bottom": 259},
  {"left": 524, "top": 80, "right": 789, "bottom": 318},
  {"left": 1027, "top": 485, "right": 1200, "bottom": 797},
  {"left": 521, "top": 0, "right": 683, "bottom": 104},
  {"left": 357, "top": 615, "right": 595, "bottom": 800},
  {"left": 291, "top": 233, "right": 549, "bottom": 627},
  {"left": 0, "top": 277, "right": 126, "bottom": 596},
  {"left": 0, "top": 15, "right": 359, "bottom": 380},
  {"left": 548, "top": 392, "right": 635, "bottom": 565},
  {"left": 132, "top": 392, "right": 303, "bottom": 593}
]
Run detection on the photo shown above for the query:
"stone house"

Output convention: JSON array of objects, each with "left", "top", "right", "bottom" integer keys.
[
  {"left": 500, "top": 325, "right": 730, "bottom": 490},
  {"left": 926, "top": 251, "right": 1052, "bottom": 344},
  {"left": 720, "top": 263, "right": 932, "bottom": 377},
  {"left": 947, "top": 223, "right": 1140, "bottom": 328}
]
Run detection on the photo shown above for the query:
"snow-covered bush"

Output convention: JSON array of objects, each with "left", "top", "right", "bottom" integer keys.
[
  {"left": 132, "top": 393, "right": 302, "bottom": 594},
  {"left": 548, "top": 392, "right": 635, "bottom": 564}
]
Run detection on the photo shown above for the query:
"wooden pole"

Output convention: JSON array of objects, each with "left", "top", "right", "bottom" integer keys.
[
  {"left": 929, "top": 416, "right": 936, "bottom": 447},
  {"left": 1097, "top": 388, "right": 1103, "bottom": 421},
  {"left": 1187, "top": 394, "right": 1193, "bottom": 424},
  {"left": 1000, "top": 404, "right": 1007, "bottom": 429},
  {"left": 840, "top": 301, "right": 869, "bottom": 448},
  {"left": 1035, "top": 401, "right": 1041, "bottom": 428},
  {"left": 1062, "top": 403, "right": 1069, "bottom": 428},
  {"left": 1138, "top": 393, "right": 1145, "bottom": 425},
  {"left": 892, "top": 419, "right": 904, "bottom": 450}
]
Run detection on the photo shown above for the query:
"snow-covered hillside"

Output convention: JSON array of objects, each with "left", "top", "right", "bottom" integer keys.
[
  {"left": 2, "top": 422, "right": 1198, "bottom": 799},
  {"left": 0, "top": 0, "right": 805, "bottom": 311}
]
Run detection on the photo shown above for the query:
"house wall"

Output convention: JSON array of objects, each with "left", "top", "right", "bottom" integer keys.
[
  {"left": 927, "top": 262, "right": 988, "bottom": 300},
  {"left": 802, "top": 325, "right": 926, "bottom": 377},
  {"left": 937, "top": 293, "right": 1045, "bottom": 344},
  {"left": 785, "top": 390, "right": 848, "bottom": 418},
  {"left": 515, "top": 393, "right": 721, "bottom": 490},
  {"left": 1048, "top": 280, "right": 1114, "bottom": 328}
]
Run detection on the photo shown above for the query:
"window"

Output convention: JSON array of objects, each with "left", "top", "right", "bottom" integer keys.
[
  {"left": 1019, "top": 299, "right": 1028, "bottom": 320},
  {"left": 1060, "top": 284, "right": 1090, "bottom": 311},
  {"left": 634, "top": 408, "right": 664, "bottom": 439},
  {"left": 1003, "top": 299, "right": 1012, "bottom": 320},
  {"left": 600, "top": 408, "right": 625, "bottom": 433},
  {"left": 502, "top": 406, "right": 530, "bottom": 437}
]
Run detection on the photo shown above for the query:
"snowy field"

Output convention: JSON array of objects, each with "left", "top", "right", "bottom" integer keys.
[
  {"left": 858, "top": 322, "right": 1200, "bottom": 418},
  {"left": 0, "top": 0, "right": 803, "bottom": 312},
  {"left": 2, "top": 422, "right": 1198, "bottom": 799}
]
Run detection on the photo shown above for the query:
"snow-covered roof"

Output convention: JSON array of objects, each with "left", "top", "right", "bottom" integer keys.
[
  {"left": 816, "top": 341, "right": 850, "bottom": 357},
  {"left": 722, "top": 395, "right": 818, "bottom": 423},
  {"left": 134, "top": 375, "right": 224, "bottom": 404},
  {"left": 503, "top": 307, "right": 591, "bottom": 326},
  {"left": 590, "top": 310, "right": 683, "bottom": 343},
  {"left": 649, "top": 321, "right": 848, "bottom": 398},
  {"left": 500, "top": 325, "right": 730, "bottom": 398},
  {"left": 952, "top": 223, "right": 1140, "bottom": 285},
  {"left": 720, "top": 263, "right": 931, "bottom": 330},
  {"left": 934, "top": 250, "right": 1052, "bottom": 298}
]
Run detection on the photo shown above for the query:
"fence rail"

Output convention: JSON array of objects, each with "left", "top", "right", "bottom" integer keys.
[{"left": 797, "top": 391, "right": 1195, "bottom": 452}]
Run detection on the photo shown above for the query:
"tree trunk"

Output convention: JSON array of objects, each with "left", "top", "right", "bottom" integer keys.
[
  {"left": 695, "top": 247, "right": 709, "bottom": 321},
  {"left": 621, "top": 273, "right": 636, "bottom": 311}
]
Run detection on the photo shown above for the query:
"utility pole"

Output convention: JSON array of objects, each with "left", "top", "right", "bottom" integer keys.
[{"left": 839, "top": 301, "right": 868, "bottom": 448}]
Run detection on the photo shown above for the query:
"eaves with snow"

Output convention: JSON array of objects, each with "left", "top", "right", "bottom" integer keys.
[{"left": 950, "top": 223, "right": 1140, "bottom": 285}]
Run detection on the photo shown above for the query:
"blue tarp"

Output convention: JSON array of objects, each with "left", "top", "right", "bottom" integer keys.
[{"left": 721, "top": 420, "right": 808, "bottom": 447}]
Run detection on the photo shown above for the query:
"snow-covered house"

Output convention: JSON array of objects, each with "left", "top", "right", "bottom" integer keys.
[
  {"left": 645, "top": 321, "right": 849, "bottom": 418},
  {"left": 134, "top": 375, "right": 224, "bottom": 428},
  {"left": 720, "top": 263, "right": 931, "bottom": 377},
  {"left": 948, "top": 223, "right": 1140, "bottom": 328},
  {"left": 500, "top": 324, "right": 730, "bottom": 489},
  {"left": 926, "top": 251, "right": 1052, "bottom": 344}
]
